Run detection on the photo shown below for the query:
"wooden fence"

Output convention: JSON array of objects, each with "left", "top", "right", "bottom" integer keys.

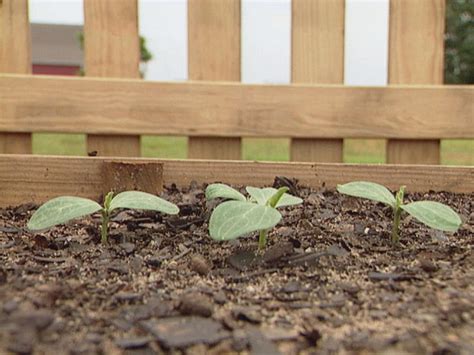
[{"left": 0, "top": 0, "right": 473, "bottom": 164}]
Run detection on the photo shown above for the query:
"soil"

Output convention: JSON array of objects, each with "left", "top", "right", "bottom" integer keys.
[{"left": 0, "top": 179, "right": 473, "bottom": 355}]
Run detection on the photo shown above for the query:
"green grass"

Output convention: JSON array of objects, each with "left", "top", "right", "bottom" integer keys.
[
  {"left": 32, "top": 133, "right": 86, "bottom": 156},
  {"left": 141, "top": 136, "right": 187, "bottom": 159},
  {"left": 32, "top": 133, "right": 473, "bottom": 166},
  {"left": 441, "top": 139, "right": 474, "bottom": 165},
  {"left": 242, "top": 138, "right": 289, "bottom": 161},
  {"left": 344, "top": 139, "right": 385, "bottom": 164}
]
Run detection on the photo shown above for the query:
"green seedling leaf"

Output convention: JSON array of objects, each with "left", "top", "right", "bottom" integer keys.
[
  {"left": 401, "top": 201, "right": 462, "bottom": 232},
  {"left": 109, "top": 191, "right": 179, "bottom": 215},
  {"left": 209, "top": 201, "right": 282, "bottom": 241},
  {"left": 205, "top": 183, "right": 246, "bottom": 202},
  {"left": 246, "top": 187, "right": 303, "bottom": 208},
  {"left": 28, "top": 196, "right": 102, "bottom": 231},
  {"left": 337, "top": 181, "right": 396, "bottom": 207}
]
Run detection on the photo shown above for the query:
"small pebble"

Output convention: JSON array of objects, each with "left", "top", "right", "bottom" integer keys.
[
  {"left": 0, "top": 269, "right": 6, "bottom": 284},
  {"left": 189, "top": 254, "right": 211, "bottom": 275},
  {"left": 179, "top": 293, "right": 213, "bottom": 317},
  {"left": 119, "top": 242, "right": 136, "bottom": 254},
  {"left": 213, "top": 290, "right": 227, "bottom": 305},
  {"left": 3, "top": 300, "right": 18, "bottom": 314},
  {"left": 419, "top": 258, "right": 438, "bottom": 273},
  {"left": 146, "top": 257, "right": 162, "bottom": 268}
]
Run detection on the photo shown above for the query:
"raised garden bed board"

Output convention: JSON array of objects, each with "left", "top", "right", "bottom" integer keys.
[{"left": 0, "top": 155, "right": 473, "bottom": 207}]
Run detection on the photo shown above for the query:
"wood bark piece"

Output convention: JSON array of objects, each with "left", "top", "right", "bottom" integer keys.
[
  {"left": 140, "top": 316, "right": 230, "bottom": 348},
  {"left": 102, "top": 161, "right": 163, "bottom": 195}
]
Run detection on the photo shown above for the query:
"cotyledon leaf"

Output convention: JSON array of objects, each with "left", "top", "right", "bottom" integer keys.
[
  {"left": 28, "top": 196, "right": 102, "bottom": 231},
  {"left": 337, "top": 181, "right": 396, "bottom": 207},
  {"left": 401, "top": 201, "right": 462, "bottom": 232},
  {"left": 205, "top": 183, "right": 246, "bottom": 202},
  {"left": 209, "top": 201, "right": 282, "bottom": 241},
  {"left": 246, "top": 187, "right": 303, "bottom": 208},
  {"left": 109, "top": 191, "right": 179, "bottom": 215}
]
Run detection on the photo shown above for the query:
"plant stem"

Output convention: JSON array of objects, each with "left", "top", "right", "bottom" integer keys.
[
  {"left": 268, "top": 187, "right": 289, "bottom": 208},
  {"left": 100, "top": 191, "right": 114, "bottom": 245},
  {"left": 100, "top": 209, "right": 109, "bottom": 244},
  {"left": 391, "top": 186, "right": 405, "bottom": 244},
  {"left": 258, "top": 229, "right": 268, "bottom": 251},
  {"left": 257, "top": 187, "right": 289, "bottom": 251},
  {"left": 391, "top": 207, "right": 401, "bottom": 244}
]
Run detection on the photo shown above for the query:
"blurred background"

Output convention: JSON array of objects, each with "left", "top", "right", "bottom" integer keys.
[{"left": 29, "top": 0, "right": 473, "bottom": 165}]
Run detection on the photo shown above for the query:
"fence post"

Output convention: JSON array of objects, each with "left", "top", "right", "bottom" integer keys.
[
  {"left": 187, "top": 0, "right": 241, "bottom": 160},
  {"left": 387, "top": 0, "right": 445, "bottom": 164},
  {"left": 290, "top": 0, "right": 345, "bottom": 162},
  {"left": 0, "top": 0, "right": 32, "bottom": 154},
  {"left": 84, "top": 0, "right": 141, "bottom": 157}
]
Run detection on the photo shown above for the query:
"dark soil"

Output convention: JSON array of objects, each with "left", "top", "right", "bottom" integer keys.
[{"left": 0, "top": 180, "right": 473, "bottom": 354}]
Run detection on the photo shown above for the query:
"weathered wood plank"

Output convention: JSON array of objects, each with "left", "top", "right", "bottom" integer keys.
[
  {"left": 0, "top": 155, "right": 472, "bottom": 207},
  {"left": 0, "top": 0, "right": 31, "bottom": 153},
  {"left": 0, "top": 0, "right": 31, "bottom": 74},
  {"left": 86, "top": 135, "right": 141, "bottom": 157},
  {"left": 0, "top": 134, "right": 31, "bottom": 154},
  {"left": 387, "top": 139, "right": 440, "bottom": 165},
  {"left": 388, "top": 0, "right": 445, "bottom": 164},
  {"left": 84, "top": 0, "right": 140, "bottom": 156},
  {"left": 188, "top": 137, "right": 241, "bottom": 160},
  {"left": 1, "top": 75, "right": 472, "bottom": 139},
  {"left": 291, "top": 138, "right": 343, "bottom": 163},
  {"left": 188, "top": 0, "right": 241, "bottom": 159},
  {"left": 291, "top": 0, "right": 345, "bottom": 162}
]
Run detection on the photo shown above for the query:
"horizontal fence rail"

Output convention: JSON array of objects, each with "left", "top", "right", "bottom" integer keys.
[
  {"left": 1, "top": 74, "right": 473, "bottom": 139},
  {"left": 0, "top": 154, "right": 472, "bottom": 207}
]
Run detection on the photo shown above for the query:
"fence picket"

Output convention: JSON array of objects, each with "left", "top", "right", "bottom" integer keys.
[
  {"left": 387, "top": 0, "right": 445, "bottom": 164},
  {"left": 0, "top": 0, "right": 31, "bottom": 153},
  {"left": 291, "top": 0, "right": 344, "bottom": 162},
  {"left": 84, "top": 0, "right": 141, "bottom": 157},
  {"left": 187, "top": 0, "right": 241, "bottom": 160}
]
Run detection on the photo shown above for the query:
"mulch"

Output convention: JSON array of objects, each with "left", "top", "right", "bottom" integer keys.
[{"left": 0, "top": 179, "right": 473, "bottom": 354}]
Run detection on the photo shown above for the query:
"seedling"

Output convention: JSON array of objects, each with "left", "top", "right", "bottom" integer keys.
[
  {"left": 337, "top": 181, "right": 462, "bottom": 244},
  {"left": 205, "top": 183, "right": 303, "bottom": 250},
  {"left": 28, "top": 191, "right": 179, "bottom": 244}
]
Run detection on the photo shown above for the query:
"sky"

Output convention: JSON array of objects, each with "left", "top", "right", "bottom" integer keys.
[{"left": 29, "top": 0, "right": 389, "bottom": 85}]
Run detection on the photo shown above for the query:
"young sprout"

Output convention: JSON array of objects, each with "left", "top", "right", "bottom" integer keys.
[
  {"left": 205, "top": 183, "right": 303, "bottom": 250},
  {"left": 337, "top": 181, "right": 462, "bottom": 244},
  {"left": 28, "top": 191, "right": 179, "bottom": 244}
]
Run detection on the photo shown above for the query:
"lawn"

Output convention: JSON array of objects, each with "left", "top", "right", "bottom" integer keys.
[{"left": 32, "top": 134, "right": 473, "bottom": 166}]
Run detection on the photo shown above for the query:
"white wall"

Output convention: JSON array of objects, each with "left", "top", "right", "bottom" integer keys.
[
  {"left": 344, "top": 0, "right": 389, "bottom": 85},
  {"left": 29, "top": 0, "right": 390, "bottom": 85},
  {"left": 241, "top": 0, "right": 291, "bottom": 84},
  {"left": 29, "top": 0, "right": 83, "bottom": 25},
  {"left": 139, "top": 0, "right": 187, "bottom": 81}
]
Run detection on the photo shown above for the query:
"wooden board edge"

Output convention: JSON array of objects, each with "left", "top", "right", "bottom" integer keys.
[{"left": 0, "top": 155, "right": 472, "bottom": 207}]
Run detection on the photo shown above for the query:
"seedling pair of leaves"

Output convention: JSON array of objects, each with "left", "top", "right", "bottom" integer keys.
[
  {"left": 28, "top": 191, "right": 179, "bottom": 244},
  {"left": 205, "top": 183, "right": 303, "bottom": 250},
  {"left": 337, "top": 181, "right": 462, "bottom": 244}
]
